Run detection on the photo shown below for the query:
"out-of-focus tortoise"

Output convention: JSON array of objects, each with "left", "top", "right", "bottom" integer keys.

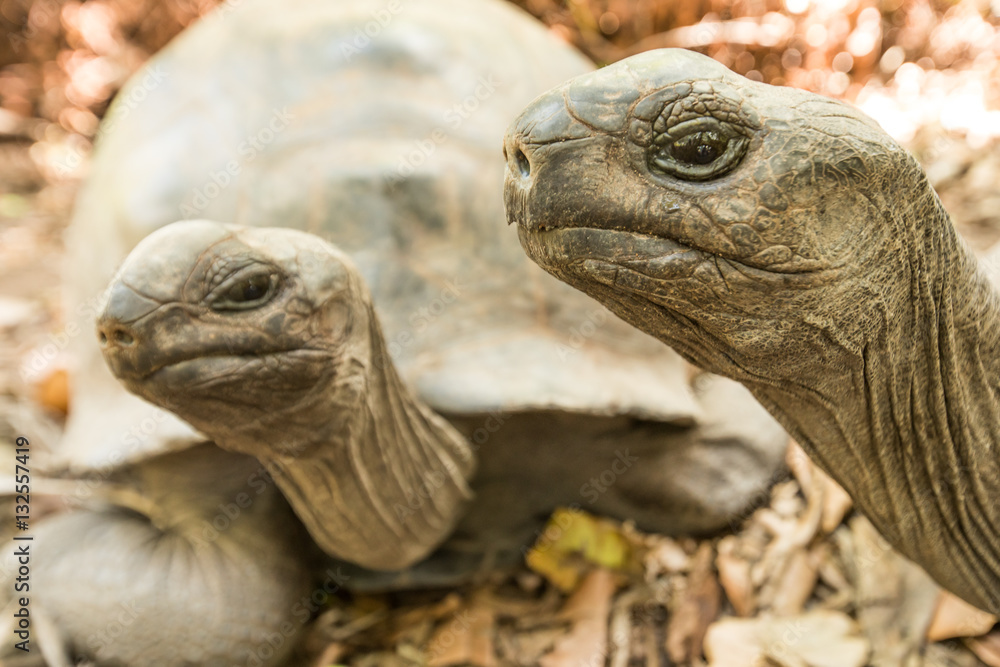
[{"left": 8, "top": 9, "right": 787, "bottom": 667}]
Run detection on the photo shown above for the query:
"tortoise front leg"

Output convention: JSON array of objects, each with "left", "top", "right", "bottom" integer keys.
[{"left": 2, "top": 445, "right": 315, "bottom": 667}]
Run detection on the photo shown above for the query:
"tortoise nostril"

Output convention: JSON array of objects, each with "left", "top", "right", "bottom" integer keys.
[
  {"left": 114, "top": 329, "right": 135, "bottom": 346},
  {"left": 514, "top": 147, "right": 530, "bottom": 178},
  {"left": 98, "top": 324, "right": 136, "bottom": 348}
]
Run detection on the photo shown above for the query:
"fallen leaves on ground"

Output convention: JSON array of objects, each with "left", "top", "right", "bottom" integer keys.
[
  {"left": 282, "top": 444, "right": 999, "bottom": 666},
  {"left": 526, "top": 507, "right": 633, "bottom": 592},
  {"left": 665, "top": 543, "right": 720, "bottom": 663},
  {"left": 703, "top": 610, "right": 870, "bottom": 667},
  {"left": 426, "top": 595, "right": 497, "bottom": 667},
  {"left": 927, "top": 591, "right": 999, "bottom": 642},
  {"left": 539, "top": 569, "right": 616, "bottom": 667},
  {"left": 968, "top": 630, "right": 1000, "bottom": 666}
]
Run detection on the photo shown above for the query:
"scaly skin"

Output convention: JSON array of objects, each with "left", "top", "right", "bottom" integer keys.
[
  {"left": 504, "top": 48, "right": 1000, "bottom": 613},
  {"left": 97, "top": 220, "right": 476, "bottom": 571}
]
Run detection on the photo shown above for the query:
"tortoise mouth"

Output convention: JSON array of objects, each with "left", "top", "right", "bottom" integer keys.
[
  {"left": 111, "top": 348, "right": 332, "bottom": 415},
  {"left": 517, "top": 226, "right": 709, "bottom": 283},
  {"left": 517, "top": 222, "right": 829, "bottom": 278},
  {"left": 104, "top": 345, "right": 318, "bottom": 384},
  {"left": 147, "top": 349, "right": 327, "bottom": 386}
]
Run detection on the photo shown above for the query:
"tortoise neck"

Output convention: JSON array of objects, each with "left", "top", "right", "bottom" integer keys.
[
  {"left": 258, "top": 306, "right": 475, "bottom": 570},
  {"left": 761, "top": 190, "right": 1000, "bottom": 612}
]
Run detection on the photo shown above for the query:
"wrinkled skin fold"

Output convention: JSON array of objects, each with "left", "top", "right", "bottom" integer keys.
[
  {"left": 504, "top": 48, "right": 1000, "bottom": 613},
  {"left": 97, "top": 220, "right": 477, "bottom": 571}
]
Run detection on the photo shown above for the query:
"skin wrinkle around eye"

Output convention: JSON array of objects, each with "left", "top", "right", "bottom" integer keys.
[
  {"left": 523, "top": 136, "right": 596, "bottom": 149},
  {"left": 183, "top": 234, "right": 240, "bottom": 294},
  {"left": 117, "top": 279, "right": 169, "bottom": 308},
  {"left": 562, "top": 92, "right": 617, "bottom": 135},
  {"left": 209, "top": 270, "right": 281, "bottom": 311}
]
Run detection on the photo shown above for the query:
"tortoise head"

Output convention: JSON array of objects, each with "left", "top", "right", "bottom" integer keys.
[
  {"left": 97, "top": 220, "right": 373, "bottom": 450},
  {"left": 503, "top": 48, "right": 941, "bottom": 381}
]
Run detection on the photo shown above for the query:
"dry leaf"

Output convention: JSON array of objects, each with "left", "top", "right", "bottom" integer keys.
[
  {"left": 704, "top": 610, "right": 870, "bottom": 667},
  {"left": 513, "top": 628, "right": 568, "bottom": 665},
  {"left": 847, "top": 516, "right": 939, "bottom": 666},
  {"left": 0, "top": 297, "right": 35, "bottom": 329},
  {"left": 786, "top": 440, "right": 853, "bottom": 535},
  {"left": 717, "top": 536, "right": 755, "bottom": 617},
  {"left": 769, "top": 548, "right": 819, "bottom": 616},
  {"left": 539, "top": 569, "right": 616, "bottom": 667},
  {"left": 666, "top": 543, "right": 721, "bottom": 663},
  {"left": 392, "top": 593, "right": 464, "bottom": 641},
  {"left": 786, "top": 440, "right": 813, "bottom": 492},
  {"left": 426, "top": 599, "right": 496, "bottom": 667},
  {"left": 923, "top": 641, "right": 987, "bottom": 667},
  {"left": 34, "top": 367, "right": 68, "bottom": 415},
  {"left": 819, "top": 476, "right": 853, "bottom": 535},
  {"left": 644, "top": 536, "right": 690, "bottom": 578},
  {"left": 312, "top": 642, "right": 346, "bottom": 667},
  {"left": 966, "top": 630, "right": 1000, "bottom": 667},
  {"left": 927, "top": 591, "right": 998, "bottom": 642},
  {"left": 527, "top": 508, "right": 631, "bottom": 592}
]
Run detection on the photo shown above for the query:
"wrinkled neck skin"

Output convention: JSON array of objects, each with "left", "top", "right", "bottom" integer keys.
[
  {"left": 211, "top": 305, "right": 475, "bottom": 571},
  {"left": 755, "top": 190, "right": 1000, "bottom": 612}
]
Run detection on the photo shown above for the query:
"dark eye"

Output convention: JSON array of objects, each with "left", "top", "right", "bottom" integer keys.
[
  {"left": 648, "top": 118, "right": 750, "bottom": 182},
  {"left": 229, "top": 274, "right": 270, "bottom": 302},
  {"left": 212, "top": 273, "right": 278, "bottom": 311},
  {"left": 671, "top": 130, "right": 729, "bottom": 165}
]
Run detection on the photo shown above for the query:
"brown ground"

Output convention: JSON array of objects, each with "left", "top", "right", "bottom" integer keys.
[{"left": 1, "top": 0, "right": 1000, "bottom": 665}]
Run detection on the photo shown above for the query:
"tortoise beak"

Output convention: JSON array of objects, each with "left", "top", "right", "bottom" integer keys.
[{"left": 96, "top": 282, "right": 163, "bottom": 379}]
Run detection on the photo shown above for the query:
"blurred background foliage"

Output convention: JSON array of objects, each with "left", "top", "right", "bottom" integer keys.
[
  {"left": 1, "top": 0, "right": 999, "bottom": 149},
  {"left": 0, "top": 0, "right": 998, "bottom": 246},
  {"left": 2, "top": 0, "right": 999, "bottom": 130}
]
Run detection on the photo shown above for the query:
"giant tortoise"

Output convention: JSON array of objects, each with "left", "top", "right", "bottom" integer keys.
[
  {"left": 7, "top": 9, "right": 788, "bottom": 667},
  {"left": 505, "top": 48, "right": 1000, "bottom": 614}
]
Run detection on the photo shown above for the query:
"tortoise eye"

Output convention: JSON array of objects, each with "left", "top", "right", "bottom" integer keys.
[
  {"left": 212, "top": 272, "right": 279, "bottom": 311},
  {"left": 648, "top": 117, "right": 750, "bottom": 182},
  {"left": 670, "top": 130, "right": 729, "bottom": 166}
]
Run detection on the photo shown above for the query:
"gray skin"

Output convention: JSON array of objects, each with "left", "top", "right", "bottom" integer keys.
[
  {"left": 4, "top": 7, "right": 789, "bottom": 667},
  {"left": 504, "top": 48, "right": 1000, "bottom": 613},
  {"left": 97, "top": 221, "right": 477, "bottom": 572}
]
